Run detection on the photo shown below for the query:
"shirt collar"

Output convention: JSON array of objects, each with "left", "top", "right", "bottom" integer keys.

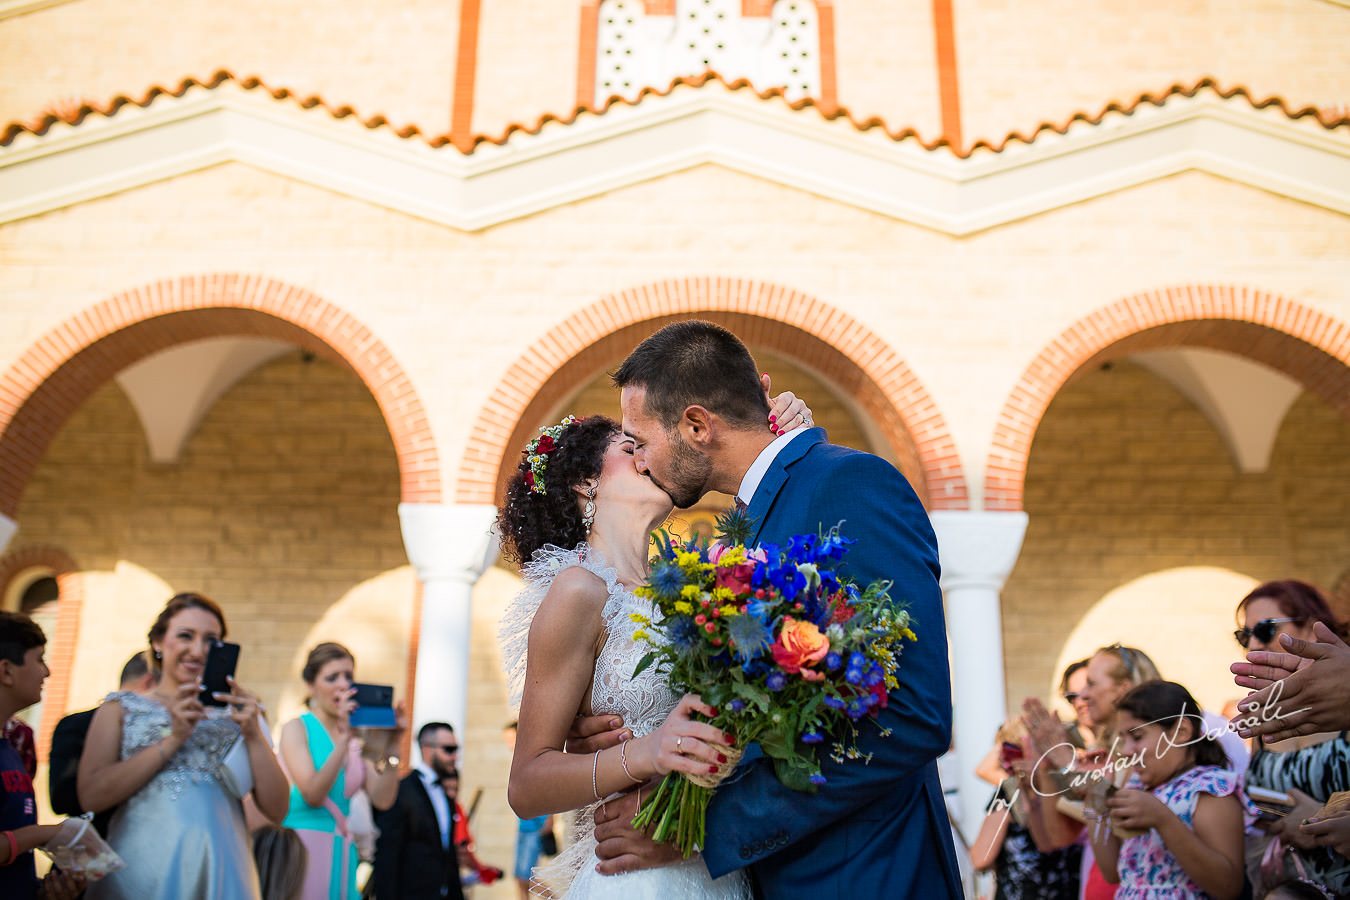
[
  {"left": 413, "top": 760, "right": 440, "bottom": 786},
  {"left": 736, "top": 428, "right": 807, "bottom": 507}
]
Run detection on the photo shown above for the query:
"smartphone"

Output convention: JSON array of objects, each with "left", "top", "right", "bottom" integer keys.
[
  {"left": 199, "top": 640, "right": 241, "bottom": 707},
  {"left": 350, "top": 682, "right": 397, "bottom": 728},
  {"left": 1248, "top": 786, "right": 1295, "bottom": 819},
  {"left": 999, "top": 741, "right": 1024, "bottom": 769}
]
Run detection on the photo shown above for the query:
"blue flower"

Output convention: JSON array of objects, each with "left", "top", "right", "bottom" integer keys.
[
  {"left": 824, "top": 652, "right": 842, "bottom": 671},
  {"left": 745, "top": 596, "right": 776, "bottom": 623},
  {"left": 649, "top": 564, "right": 686, "bottom": 599},
  {"left": 766, "top": 672, "right": 787, "bottom": 691},
  {"left": 818, "top": 569, "right": 841, "bottom": 597},
  {"left": 769, "top": 565, "right": 805, "bottom": 599},
  {"left": 865, "top": 669, "right": 883, "bottom": 687},
  {"left": 846, "top": 699, "right": 864, "bottom": 718},
  {"left": 787, "top": 533, "right": 818, "bottom": 562},
  {"left": 845, "top": 668, "right": 863, "bottom": 685},
  {"left": 728, "top": 615, "right": 773, "bottom": 663},
  {"left": 667, "top": 615, "right": 699, "bottom": 650},
  {"left": 809, "top": 774, "right": 828, "bottom": 786},
  {"left": 849, "top": 651, "right": 867, "bottom": 669},
  {"left": 801, "top": 730, "right": 824, "bottom": 744},
  {"left": 823, "top": 696, "right": 846, "bottom": 710},
  {"left": 728, "top": 699, "right": 746, "bottom": 713}
]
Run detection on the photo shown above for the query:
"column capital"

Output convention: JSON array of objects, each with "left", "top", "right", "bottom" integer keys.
[
  {"left": 930, "top": 509, "right": 1029, "bottom": 593},
  {"left": 398, "top": 502, "right": 500, "bottom": 584},
  {"left": 0, "top": 513, "right": 15, "bottom": 556}
]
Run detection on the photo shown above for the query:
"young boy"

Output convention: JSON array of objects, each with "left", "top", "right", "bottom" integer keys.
[{"left": 0, "top": 610, "right": 82, "bottom": 900}]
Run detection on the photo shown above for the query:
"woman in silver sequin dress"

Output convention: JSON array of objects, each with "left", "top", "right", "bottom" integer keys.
[{"left": 80, "top": 592, "right": 290, "bottom": 900}]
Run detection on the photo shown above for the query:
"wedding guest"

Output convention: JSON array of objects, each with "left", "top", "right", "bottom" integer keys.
[
  {"left": 79, "top": 592, "right": 289, "bottom": 899},
  {"left": 1089, "top": 681, "right": 1248, "bottom": 900},
  {"left": 1023, "top": 644, "right": 1163, "bottom": 900},
  {"left": 48, "top": 652, "right": 156, "bottom": 837},
  {"left": 443, "top": 769, "right": 502, "bottom": 888},
  {"left": 1233, "top": 620, "right": 1350, "bottom": 743},
  {"left": 372, "top": 722, "right": 465, "bottom": 900},
  {"left": 252, "top": 824, "right": 309, "bottom": 900},
  {"left": 1061, "top": 659, "right": 1095, "bottom": 749},
  {"left": 279, "top": 642, "right": 402, "bottom": 900},
  {"left": 1230, "top": 580, "right": 1350, "bottom": 895},
  {"left": 0, "top": 611, "right": 85, "bottom": 900}
]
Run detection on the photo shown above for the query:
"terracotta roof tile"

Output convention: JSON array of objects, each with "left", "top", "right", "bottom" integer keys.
[{"left": 3, "top": 70, "right": 1346, "bottom": 156}]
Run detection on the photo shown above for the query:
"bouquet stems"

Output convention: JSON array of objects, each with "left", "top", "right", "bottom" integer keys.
[{"left": 631, "top": 772, "right": 714, "bottom": 858}]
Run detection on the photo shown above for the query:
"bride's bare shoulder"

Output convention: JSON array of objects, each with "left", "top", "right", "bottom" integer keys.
[{"left": 537, "top": 565, "right": 610, "bottom": 615}]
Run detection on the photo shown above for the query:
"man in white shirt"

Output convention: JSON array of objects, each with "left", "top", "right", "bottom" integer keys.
[{"left": 373, "top": 722, "right": 465, "bottom": 900}]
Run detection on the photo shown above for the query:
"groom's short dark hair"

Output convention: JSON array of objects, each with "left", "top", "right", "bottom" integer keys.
[{"left": 612, "top": 320, "right": 769, "bottom": 429}]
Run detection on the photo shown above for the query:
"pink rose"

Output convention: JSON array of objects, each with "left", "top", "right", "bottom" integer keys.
[
  {"left": 715, "top": 561, "right": 757, "bottom": 595},
  {"left": 708, "top": 543, "right": 727, "bottom": 565},
  {"left": 771, "top": 617, "right": 830, "bottom": 675}
]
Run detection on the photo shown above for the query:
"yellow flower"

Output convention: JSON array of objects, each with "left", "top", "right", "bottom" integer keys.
[
  {"left": 901, "top": 627, "right": 917, "bottom": 642},
  {"left": 712, "top": 587, "right": 735, "bottom": 604},
  {"left": 719, "top": 604, "right": 739, "bottom": 618},
  {"left": 673, "top": 600, "right": 694, "bottom": 615},
  {"left": 629, "top": 612, "right": 651, "bottom": 626},
  {"left": 715, "top": 546, "right": 747, "bottom": 566},
  {"left": 633, "top": 630, "right": 649, "bottom": 641},
  {"left": 680, "top": 584, "right": 702, "bottom": 601}
]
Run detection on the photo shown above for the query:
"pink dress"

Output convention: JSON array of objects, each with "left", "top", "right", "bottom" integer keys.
[{"left": 1115, "top": 765, "right": 1254, "bottom": 899}]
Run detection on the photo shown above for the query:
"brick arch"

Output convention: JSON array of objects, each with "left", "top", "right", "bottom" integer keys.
[
  {"left": 456, "top": 277, "right": 968, "bottom": 510},
  {"left": 986, "top": 285, "right": 1350, "bottom": 511},
  {"left": 0, "top": 545, "right": 82, "bottom": 758},
  {"left": 0, "top": 274, "right": 440, "bottom": 517}
]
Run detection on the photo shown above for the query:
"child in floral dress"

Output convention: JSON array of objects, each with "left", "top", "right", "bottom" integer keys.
[{"left": 1089, "top": 681, "right": 1253, "bottom": 900}]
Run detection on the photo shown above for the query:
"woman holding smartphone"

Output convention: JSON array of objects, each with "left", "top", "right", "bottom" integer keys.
[
  {"left": 79, "top": 592, "right": 290, "bottom": 900},
  {"left": 280, "top": 642, "right": 404, "bottom": 900}
]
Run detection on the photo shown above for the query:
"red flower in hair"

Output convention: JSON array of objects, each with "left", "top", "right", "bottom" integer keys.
[
  {"left": 536, "top": 435, "right": 555, "bottom": 454},
  {"left": 523, "top": 470, "right": 535, "bottom": 490}
]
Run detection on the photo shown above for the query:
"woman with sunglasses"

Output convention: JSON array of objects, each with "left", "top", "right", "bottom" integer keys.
[
  {"left": 1235, "top": 580, "right": 1350, "bottom": 896},
  {"left": 1022, "top": 645, "right": 1162, "bottom": 900}
]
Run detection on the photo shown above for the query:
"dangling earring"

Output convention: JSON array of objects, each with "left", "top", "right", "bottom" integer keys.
[{"left": 582, "top": 485, "right": 597, "bottom": 536}]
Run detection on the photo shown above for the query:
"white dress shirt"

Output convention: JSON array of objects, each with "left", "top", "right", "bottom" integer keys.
[
  {"left": 414, "top": 761, "right": 452, "bottom": 849},
  {"left": 735, "top": 427, "right": 810, "bottom": 507}
]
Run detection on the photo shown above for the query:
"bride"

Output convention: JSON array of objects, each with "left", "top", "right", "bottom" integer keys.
[{"left": 497, "top": 387, "right": 812, "bottom": 899}]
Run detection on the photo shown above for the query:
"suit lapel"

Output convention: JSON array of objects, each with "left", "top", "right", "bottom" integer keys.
[{"left": 746, "top": 428, "right": 824, "bottom": 546}]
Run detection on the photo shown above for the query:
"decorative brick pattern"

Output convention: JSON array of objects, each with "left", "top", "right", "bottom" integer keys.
[
  {"left": 987, "top": 286, "right": 1350, "bottom": 511},
  {"left": 0, "top": 275, "right": 441, "bottom": 516},
  {"left": 453, "top": 278, "right": 970, "bottom": 511},
  {"left": 0, "top": 545, "right": 80, "bottom": 759}
]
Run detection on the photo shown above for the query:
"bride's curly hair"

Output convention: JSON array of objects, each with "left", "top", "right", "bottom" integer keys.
[{"left": 497, "top": 415, "right": 620, "bottom": 565}]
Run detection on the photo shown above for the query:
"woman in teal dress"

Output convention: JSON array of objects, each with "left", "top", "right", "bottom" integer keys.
[{"left": 280, "top": 643, "right": 403, "bottom": 900}]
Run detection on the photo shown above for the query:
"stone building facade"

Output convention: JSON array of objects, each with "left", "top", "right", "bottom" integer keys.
[{"left": 2, "top": 0, "right": 1349, "bottom": 886}]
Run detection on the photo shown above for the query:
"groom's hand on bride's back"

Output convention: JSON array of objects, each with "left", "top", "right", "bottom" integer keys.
[
  {"left": 593, "top": 788, "right": 686, "bottom": 874},
  {"left": 564, "top": 714, "right": 631, "bottom": 755}
]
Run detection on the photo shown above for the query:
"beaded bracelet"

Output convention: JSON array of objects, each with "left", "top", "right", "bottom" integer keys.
[
  {"left": 618, "top": 739, "right": 644, "bottom": 785},
  {"left": 591, "top": 749, "right": 601, "bottom": 801}
]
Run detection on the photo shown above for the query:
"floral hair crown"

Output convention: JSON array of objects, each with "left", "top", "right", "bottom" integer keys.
[{"left": 522, "top": 415, "right": 579, "bottom": 494}]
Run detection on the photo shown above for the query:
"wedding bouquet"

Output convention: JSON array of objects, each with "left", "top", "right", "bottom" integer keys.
[{"left": 629, "top": 512, "right": 917, "bottom": 857}]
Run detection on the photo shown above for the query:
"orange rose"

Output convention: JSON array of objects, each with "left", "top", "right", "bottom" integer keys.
[{"left": 771, "top": 617, "right": 830, "bottom": 675}]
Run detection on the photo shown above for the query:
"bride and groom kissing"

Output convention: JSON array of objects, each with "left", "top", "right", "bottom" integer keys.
[{"left": 497, "top": 320, "right": 962, "bottom": 899}]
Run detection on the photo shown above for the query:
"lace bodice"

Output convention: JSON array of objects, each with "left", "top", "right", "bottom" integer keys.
[
  {"left": 500, "top": 542, "right": 678, "bottom": 735},
  {"left": 107, "top": 690, "right": 241, "bottom": 800}
]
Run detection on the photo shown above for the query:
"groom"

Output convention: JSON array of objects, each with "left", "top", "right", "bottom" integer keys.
[{"left": 592, "top": 320, "right": 962, "bottom": 898}]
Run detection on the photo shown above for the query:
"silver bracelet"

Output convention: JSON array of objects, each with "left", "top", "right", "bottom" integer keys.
[
  {"left": 591, "top": 749, "right": 602, "bottom": 800},
  {"left": 619, "top": 739, "right": 644, "bottom": 784}
]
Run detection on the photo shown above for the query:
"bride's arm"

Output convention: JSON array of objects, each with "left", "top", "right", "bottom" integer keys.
[{"left": 508, "top": 568, "right": 727, "bottom": 819}]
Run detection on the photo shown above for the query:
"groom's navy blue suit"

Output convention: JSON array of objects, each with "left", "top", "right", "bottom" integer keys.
[{"left": 701, "top": 429, "right": 962, "bottom": 900}]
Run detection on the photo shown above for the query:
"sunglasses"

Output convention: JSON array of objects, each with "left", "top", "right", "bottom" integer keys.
[
  {"left": 438, "top": 744, "right": 460, "bottom": 753},
  {"left": 1107, "top": 643, "right": 1138, "bottom": 682},
  {"left": 1234, "top": 617, "right": 1301, "bottom": 649},
  {"left": 1063, "top": 692, "right": 1083, "bottom": 704}
]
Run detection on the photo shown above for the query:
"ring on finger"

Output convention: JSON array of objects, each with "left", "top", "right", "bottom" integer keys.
[{"left": 676, "top": 736, "right": 683, "bottom": 753}]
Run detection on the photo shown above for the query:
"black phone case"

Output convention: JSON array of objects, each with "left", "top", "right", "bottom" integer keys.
[{"left": 199, "top": 641, "right": 240, "bottom": 707}]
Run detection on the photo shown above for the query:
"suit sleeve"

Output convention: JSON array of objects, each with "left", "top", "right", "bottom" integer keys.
[
  {"left": 47, "top": 714, "right": 86, "bottom": 817},
  {"left": 373, "top": 781, "right": 408, "bottom": 899},
  {"left": 703, "top": 452, "right": 952, "bottom": 876}
]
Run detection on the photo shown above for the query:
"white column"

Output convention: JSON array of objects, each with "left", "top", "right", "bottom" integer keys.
[
  {"left": 0, "top": 513, "right": 16, "bottom": 555},
  {"left": 930, "top": 510, "right": 1028, "bottom": 836},
  {"left": 398, "top": 502, "right": 500, "bottom": 740}
]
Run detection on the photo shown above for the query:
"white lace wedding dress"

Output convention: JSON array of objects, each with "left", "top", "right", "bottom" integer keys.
[{"left": 500, "top": 542, "right": 751, "bottom": 900}]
